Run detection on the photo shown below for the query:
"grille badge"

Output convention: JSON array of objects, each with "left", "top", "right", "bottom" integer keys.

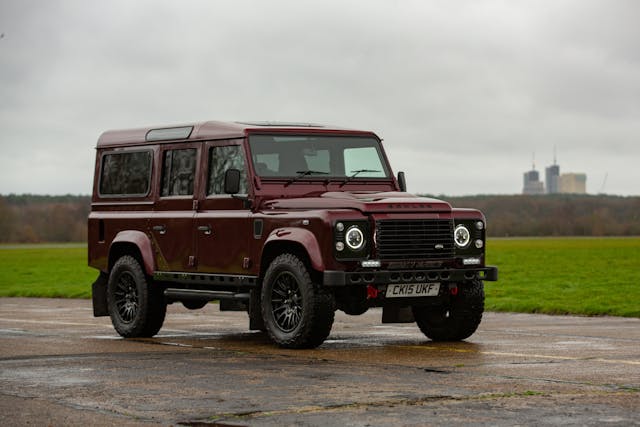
[{"left": 435, "top": 244, "right": 444, "bottom": 249}]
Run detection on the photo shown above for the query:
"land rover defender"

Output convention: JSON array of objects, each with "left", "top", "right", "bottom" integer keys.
[{"left": 88, "top": 121, "right": 497, "bottom": 348}]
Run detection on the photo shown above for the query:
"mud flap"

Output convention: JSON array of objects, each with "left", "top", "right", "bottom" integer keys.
[
  {"left": 92, "top": 272, "right": 109, "bottom": 317},
  {"left": 382, "top": 306, "right": 415, "bottom": 324},
  {"left": 248, "top": 289, "right": 265, "bottom": 331}
]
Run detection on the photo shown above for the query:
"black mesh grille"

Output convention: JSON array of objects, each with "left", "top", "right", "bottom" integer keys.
[{"left": 375, "top": 219, "right": 454, "bottom": 260}]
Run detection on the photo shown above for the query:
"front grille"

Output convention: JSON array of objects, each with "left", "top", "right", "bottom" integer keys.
[{"left": 375, "top": 219, "right": 454, "bottom": 260}]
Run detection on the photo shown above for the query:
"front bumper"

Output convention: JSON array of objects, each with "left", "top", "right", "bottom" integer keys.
[{"left": 323, "top": 266, "right": 498, "bottom": 287}]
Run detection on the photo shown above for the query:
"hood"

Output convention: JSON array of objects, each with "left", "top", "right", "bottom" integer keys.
[{"left": 262, "top": 191, "right": 452, "bottom": 213}]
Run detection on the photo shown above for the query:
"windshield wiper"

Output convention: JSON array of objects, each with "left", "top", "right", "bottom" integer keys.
[
  {"left": 285, "top": 170, "right": 329, "bottom": 186},
  {"left": 340, "top": 169, "right": 381, "bottom": 186}
]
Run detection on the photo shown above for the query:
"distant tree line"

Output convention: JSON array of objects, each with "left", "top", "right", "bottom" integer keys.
[
  {"left": 0, "top": 194, "right": 639, "bottom": 243},
  {"left": 0, "top": 195, "right": 90, "bottom": 243},
  {"left": 439, "top": 194, "right": 640, "bottom": 237}
]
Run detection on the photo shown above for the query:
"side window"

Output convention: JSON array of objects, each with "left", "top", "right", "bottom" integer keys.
[
  {"left": 344, "top": 147, "right": 386, "bottom": 177},
  {"left": 161, "top": 148, "right": 197, "bottom": 196},
  {"left": 100, "top": 151, "right": 152, "bottom": 196},
  {"left": 207, "top": 145, "right": 248, "bottom": 195}
]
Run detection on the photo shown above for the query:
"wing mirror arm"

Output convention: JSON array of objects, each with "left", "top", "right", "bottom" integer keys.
[{"left": 397, "top": 171, "right": 407, "bottom": 192}]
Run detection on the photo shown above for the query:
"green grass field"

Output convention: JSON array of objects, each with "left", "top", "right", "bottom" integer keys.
[
  {"left": 1, "top": 238, "right": 639, "bottom": 317},
  {"left": 485, "top": 238, "right": 640, "bottom": 317},
  {"left": 0, "top": 244, "right": 95, "bottom": 298}
]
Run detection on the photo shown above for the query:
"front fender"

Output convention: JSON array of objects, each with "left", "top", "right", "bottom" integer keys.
[
  {"left": 264, "top": 227, "right": 325, "bottom": 271},
  {"left": 110, "top": 230, "right": 155, "bottom": 276}
]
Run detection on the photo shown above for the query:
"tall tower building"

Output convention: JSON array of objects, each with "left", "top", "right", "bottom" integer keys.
[
  {"left": 545, "top": 147, "right": 560, "bottom": 194},
  {"left": 523, "top": 155, "right": 544, "bottom": 195}
]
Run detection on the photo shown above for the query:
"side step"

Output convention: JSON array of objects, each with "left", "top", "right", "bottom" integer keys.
[{"left": 164, "top": 288, "right": 251, "bottom": 302}]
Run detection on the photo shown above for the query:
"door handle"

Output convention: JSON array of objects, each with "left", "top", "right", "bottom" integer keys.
[
  {"left": 198, "top": 225, "right": 212, "bottom": 235},
  {"left": 152, "top": 225, "right": 166, "bottom": 235}
]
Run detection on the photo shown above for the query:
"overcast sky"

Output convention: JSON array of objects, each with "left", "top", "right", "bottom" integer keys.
[{"left": 1, "top": 0, "right": 639, "bottom": 196}]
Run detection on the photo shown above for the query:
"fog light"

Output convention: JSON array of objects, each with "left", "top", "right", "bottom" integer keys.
[
  {"left": 463, "top": 257, "right": 481, "bottom": 265},
  {"left": 475, "top": 239, "right": 484, "bottom": 249},
  {"left": 336, "top": 222, "right": 345, "bottom": 232},
  {"left": 476, "top": 221, "right": 484, "bottom": 230},
  {"left": 361, "top": 260, "right": 381, "bottom": 268},
  {"left": 336, "top": 242, "right": 345, "bottom": 251}
]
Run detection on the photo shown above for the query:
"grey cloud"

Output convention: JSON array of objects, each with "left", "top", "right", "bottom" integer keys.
[{"left": 0, "top": 0, "right": 638, "bottom": 195}]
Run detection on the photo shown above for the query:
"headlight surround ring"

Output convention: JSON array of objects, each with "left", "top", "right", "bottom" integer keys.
[
  {"left": 345, "top": 225, "right": 365, "bottom": 251},
  {"left": 454, "top": 224, "right": 471, "bottom": 248}
]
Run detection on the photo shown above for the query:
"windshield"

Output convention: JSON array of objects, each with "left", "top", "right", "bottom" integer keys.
[{"left": 248, "top": 135, "right": 390, "bottom": 179}]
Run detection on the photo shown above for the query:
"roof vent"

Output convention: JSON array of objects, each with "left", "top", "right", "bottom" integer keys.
[
  {"left": 236, "top": 121, "right": 324, "bottom": 128},
  {"left": 146, "top": 126, "right": 193, "bottom": 142}
]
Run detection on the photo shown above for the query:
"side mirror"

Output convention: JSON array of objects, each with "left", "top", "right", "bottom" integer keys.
[
  {"left": 224, "top": 169, "right": 241, "bottom": 194},
  {"left": 397, "top": 171, "right": 407, "bottom": 192}
]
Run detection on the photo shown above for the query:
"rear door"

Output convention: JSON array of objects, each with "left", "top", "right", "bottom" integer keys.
[{"left": 149, "top": 143, "right": 200, "bottom": 272}]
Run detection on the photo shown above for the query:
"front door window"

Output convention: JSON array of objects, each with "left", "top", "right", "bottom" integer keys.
[{"left": 207, "top": 145, "right": 248, "bottom": 195}]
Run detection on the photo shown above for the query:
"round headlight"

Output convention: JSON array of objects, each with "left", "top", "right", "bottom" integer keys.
[
  {"left": 454, "top": 225, "right": 471, "bottom": 248},
  {"left": 345, "top": 226, "right": 365, "bottom": 250}
]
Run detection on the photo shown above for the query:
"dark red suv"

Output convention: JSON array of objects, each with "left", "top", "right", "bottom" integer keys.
[{"left": 89, "top": 121, "right": 497, "bottom": 348}]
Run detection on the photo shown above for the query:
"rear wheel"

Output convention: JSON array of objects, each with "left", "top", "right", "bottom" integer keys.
[
  {"left": 107, "top": 255, "right": 166, "bottom": 338},
  {"left": 412, "top": 280, "right": 484, "bottom": 341},
  {"left": 261, "top": 254, "right": 335, "bottom": 348},
  {"left": 182, "top": 300, "right": 208, "bottom": 310}
]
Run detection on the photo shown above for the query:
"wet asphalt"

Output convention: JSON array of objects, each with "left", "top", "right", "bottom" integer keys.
[{"left": 0, "top": 298, "right": 638, "bottom": 426}]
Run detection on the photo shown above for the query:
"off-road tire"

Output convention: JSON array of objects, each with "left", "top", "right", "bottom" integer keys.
[
  {"left": 107, "top": 255, "right": 166, "bottom": 338},
  {"left": 261, "top": 254, "right": 335, "bottom": 348},
  {"left": 412, "top": 279, "right": 484, "bottom": 341}
]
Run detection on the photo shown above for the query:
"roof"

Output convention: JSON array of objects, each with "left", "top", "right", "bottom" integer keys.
[{"left": 96, "top": 120, "right": 377, "bottom": 148}]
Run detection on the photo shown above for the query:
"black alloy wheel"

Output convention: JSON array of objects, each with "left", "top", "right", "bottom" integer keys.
[
  {"left": 270, "top": 271, "right": 303, "bottom": 332},
  {"left": 113, "top": 270, "right": 139, "bottom": 323},
  {"left": 261, "top": 253, "right": 335, "bottom": 349},
  {"left": 107, "top": 255, "right": 166, "bottom": 338}
]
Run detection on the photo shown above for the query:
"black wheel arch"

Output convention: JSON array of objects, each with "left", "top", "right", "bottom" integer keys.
[
  {"left": 109, "top": 242, "right": 145, "bottom": 273},
  {"left": 260, "top": 241, "right": 321, "bottom": 284}
]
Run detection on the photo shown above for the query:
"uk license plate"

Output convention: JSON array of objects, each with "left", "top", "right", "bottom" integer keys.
[{"left": 385, "top": 283, "right": 440, "bottom": 298}]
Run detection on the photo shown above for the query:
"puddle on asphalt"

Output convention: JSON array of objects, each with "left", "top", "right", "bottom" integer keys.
[{"left": 0, "top": 366, "right": 95, "bottom": 387}]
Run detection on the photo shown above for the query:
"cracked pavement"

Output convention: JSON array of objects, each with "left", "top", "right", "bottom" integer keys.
[{"left": 0, "top": 298, "right": 638, "bottom": 426}]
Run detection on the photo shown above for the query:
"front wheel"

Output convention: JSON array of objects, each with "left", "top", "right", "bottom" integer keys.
[
  {"left": 412, "top": 280, "right": 484, "bottom": 341},
  {"left": 107, "top": 255, "right": 166, "bottom": 338},
  {"left": 261, "top": 254, "right": 335, "bottom": 349}
]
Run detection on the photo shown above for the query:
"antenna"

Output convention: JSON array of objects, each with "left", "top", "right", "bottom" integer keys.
[
  {"left": 553, "top": 145, "right": 557, "bottom": 165},
  {"left": 599, "top": 172, "right": 608, "bottom": 194},
  {"left": 532, "top": 152, "right": 536, "bottom": 170}
]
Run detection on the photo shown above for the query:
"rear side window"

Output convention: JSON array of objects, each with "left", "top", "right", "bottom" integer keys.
[
  {"left": 99, "top": 151, "right": 152, "bottom": 196},
  {"left": 161, "top": 148, "right": 197, "bottom": 196}
]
